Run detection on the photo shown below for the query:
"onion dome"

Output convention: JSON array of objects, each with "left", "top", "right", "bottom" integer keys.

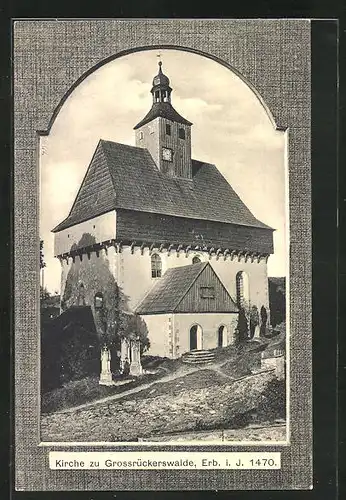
[{"left": 152, "top": 61, "right": 170, "bottom": 87}]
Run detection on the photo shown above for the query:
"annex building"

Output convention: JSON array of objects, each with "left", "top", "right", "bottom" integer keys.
[{"left": 52, "top": 62, "right": 274, "bottom": 360}]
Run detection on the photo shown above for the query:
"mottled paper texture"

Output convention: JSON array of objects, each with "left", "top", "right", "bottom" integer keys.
[{"left": 14, "top": 19, "right": 311, "bottom": 490}]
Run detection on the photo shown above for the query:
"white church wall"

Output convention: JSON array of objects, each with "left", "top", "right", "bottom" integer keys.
[
  {"left": 174, "top": 312, "right": 238, "bottom": 355},
  {"left": 119, "top": 246, "right": 270, "bottom": 320},
  {"left": 135, "top": 118, "right": 161, "bottom": 167},
  {"left": 54, "top": 211, "right": 117, "bottom": 257},
  {"left": 157, "top": 248, "right": 270, "bottom": 314},
  {"left": 140, "top": 313, "right": 172, "bottom": 358},
  {"left": 120, "top": 246, "right": 159, "bottom": 311},
  {"left": 211, "top": 256, "right": 270, "bottom": 314}
]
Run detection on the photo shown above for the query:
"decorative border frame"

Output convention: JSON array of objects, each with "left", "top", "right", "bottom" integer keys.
[{"left": 14, "top": 19, "right": 311, "bottom": 490}]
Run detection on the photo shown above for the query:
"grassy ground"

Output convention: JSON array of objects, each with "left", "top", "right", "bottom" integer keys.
[
  {"left": 42, "top": 333, "right": 284, "bottom": 414},
  {"left": 41, "top": 368, "right": 283, "bottom": 442},
  {"left": 41, "top": 371, "right": 163, "bottom": 413},
  {"left": 139, "top": 423, "right": 286, "bottom": 442}
]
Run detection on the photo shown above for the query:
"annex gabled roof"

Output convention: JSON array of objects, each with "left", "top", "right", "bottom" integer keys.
[
  {"left": 53, "top": 139, "right": 272, "bottom": 233},
  {"left": 133, "top": 102, "right": 193, "bottom": 129},
  {"left": 135, "top": 262, "right": 238, "bottom": 315}
]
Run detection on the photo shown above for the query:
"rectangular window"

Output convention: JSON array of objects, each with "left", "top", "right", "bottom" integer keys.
[
  {"left": 200, "top": 286, "right": 215, "bottom": 299},
  {"left": 165, "top": 124, "right": 171, "bottom": 135},
  {"left": 152, "top": 268, "right": 162, "bottom": 278},
  {"left": 179, "top": 127, "right": 186, "bottom": 139}
]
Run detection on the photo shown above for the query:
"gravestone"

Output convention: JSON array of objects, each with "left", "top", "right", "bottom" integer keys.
[
  {"left": 120, "top": 337, "right": 130, "bottom": 373},
  {"left": 99, "top": 346, "right": 114, "bottom": 385},
  {"left": 254, "top": 324, "right": 261, "bottom": 339},
  {"left": 130, "top": 339, "right": 143, "bottom": 376}
]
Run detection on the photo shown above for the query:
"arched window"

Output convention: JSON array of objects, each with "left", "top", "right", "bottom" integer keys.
[
  {"left": 236, "top": 271, "right": 250, "bottom": 308},
  {"left": 192, "top": 256, "right": 201, "bottom": 264},
  {"left": 190, "top": 324, "right": 203, "bottom": 350},
  {"left": 151, "top": 254, "right": 162, "bottom": 278},
  {"left": 94, "top": 292, "right": 103, "bottom": 309},
  {"left": 179, "top": 127, "right": 186, "bottom": 139},
  {"left": 218, "top": 325, "right": 228, "bottom": 347}
]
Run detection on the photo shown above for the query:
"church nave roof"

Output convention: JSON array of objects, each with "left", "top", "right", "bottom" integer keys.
[{"left": 53, "top": 139, "right": 272, "bottom": 233}]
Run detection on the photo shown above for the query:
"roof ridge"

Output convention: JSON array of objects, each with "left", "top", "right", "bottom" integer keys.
[{"left": 100, "top": 139, "right": 143, "bottom": 151}]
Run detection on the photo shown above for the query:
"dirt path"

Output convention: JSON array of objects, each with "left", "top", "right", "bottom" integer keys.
[
  {"left": 49, "top": 345, "right": 262, "bottom": 415},
  {"left": 54, "top": 363, "right": 203, "bottom": 415}
]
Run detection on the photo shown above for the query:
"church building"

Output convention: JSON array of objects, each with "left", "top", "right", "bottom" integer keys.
[{"left": 52, "top": 62, "right": 274, "bottom": 360}]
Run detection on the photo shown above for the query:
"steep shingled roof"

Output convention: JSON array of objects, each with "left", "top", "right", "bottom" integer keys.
[
  {"left": 53, "top": 139, "right": 272, "bottom": 233},
  {"left": 135, "top": 262, "right": 238, "bottom": 314},
  {"left": 133, "top": 102, "right": 193, "bottom": 129}
]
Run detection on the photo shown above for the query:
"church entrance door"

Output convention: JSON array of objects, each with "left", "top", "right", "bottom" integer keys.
[{"left": 189, "top": 324, "right": 202, "bottom": 351}]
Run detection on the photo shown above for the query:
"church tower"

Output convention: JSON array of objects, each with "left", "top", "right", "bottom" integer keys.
[{"left": 134, "top": 61, "right": 193, "bottom": 178}]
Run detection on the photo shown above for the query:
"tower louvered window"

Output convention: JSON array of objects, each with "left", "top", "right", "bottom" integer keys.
[{"left": 151, "top": 254, "right": 162, "bottom": 278}]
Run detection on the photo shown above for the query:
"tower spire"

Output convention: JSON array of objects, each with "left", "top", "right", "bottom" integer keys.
[
  {"left": 133, "top": 60, "right": 193, "bottom": 179},
  {"left": 151, "top": 60, "right": 172, "bottom": 103}
]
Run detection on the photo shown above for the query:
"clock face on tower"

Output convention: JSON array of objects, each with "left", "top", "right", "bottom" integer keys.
[{"left": 162, "top": 147, "right": 173, "bottom": 162}]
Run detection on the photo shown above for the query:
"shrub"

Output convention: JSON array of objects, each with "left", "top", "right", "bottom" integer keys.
[
  {"left": 234, "top": 307, "right": 249, "bottom": 344},
  {"left": 257, "top": 378, "right": 286, "bottom": 421}
]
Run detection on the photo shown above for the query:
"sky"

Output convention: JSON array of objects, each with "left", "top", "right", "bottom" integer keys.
[{"left": 40, "top": 49, "right": 287, "bottom": 293}]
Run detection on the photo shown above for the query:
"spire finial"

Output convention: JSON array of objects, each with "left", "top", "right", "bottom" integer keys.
[{"left": 157, "top": 52, "right": 162, "bottom": 72}]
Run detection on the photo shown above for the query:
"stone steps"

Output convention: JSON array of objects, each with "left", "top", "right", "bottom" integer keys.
[{"left": 182, "top": 349, "right": 216, "bottom": 365}]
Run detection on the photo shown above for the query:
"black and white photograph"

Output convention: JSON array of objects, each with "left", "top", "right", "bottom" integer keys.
[
  {"left": 39, "top": 49, "right": 288, "bottom": 445},
  {"left": 14, "top": 19, "right": 315, "bottom": 491}
]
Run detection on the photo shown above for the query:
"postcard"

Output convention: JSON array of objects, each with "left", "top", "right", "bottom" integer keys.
[{"left": 13, "top": 18, "right": 314, "bottom": 491}]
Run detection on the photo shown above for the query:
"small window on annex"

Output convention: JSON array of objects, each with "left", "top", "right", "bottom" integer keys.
[
  {"left": 138, "top": 131, "right": 144, "bottom": 140},
  {"left": 178, "top": 127, "right": 186, "bottom": 139},
  {"left": 151, "top": 253, "right": 162, "bottom": 278},
  {"left": 94, "top": 292, "right": 104, "bottom": 309},
  {"left": 200, "top": 286, "right": 215, "bottom": 299},
  {"left": 165, "top": 123, "right": 171, "bottom": 136}
]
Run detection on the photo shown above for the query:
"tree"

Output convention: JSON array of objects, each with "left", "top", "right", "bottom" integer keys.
[
  {"left": 121, "top": 313, "right": 150, "bottom": 354},
  {"left": 260, "top": 305, "right": 268, "bottom": 336},
  {"left": 249, "top": 305, "right": 259, "bottom": 338},
  {"left": 40, "top": 239, "right": 47, "bottom": 289},
  {"left": 268, "top": 278, "right": 286, "bottom": 327},
  {"left": 40, "top": 286, "right": 60, "bottom": 322},
  {"left": 235, "top": 307, "right": 249, "bottom": 344},
  {"left": 40, "top": 240, "right": 46, "bottom": 269}
]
